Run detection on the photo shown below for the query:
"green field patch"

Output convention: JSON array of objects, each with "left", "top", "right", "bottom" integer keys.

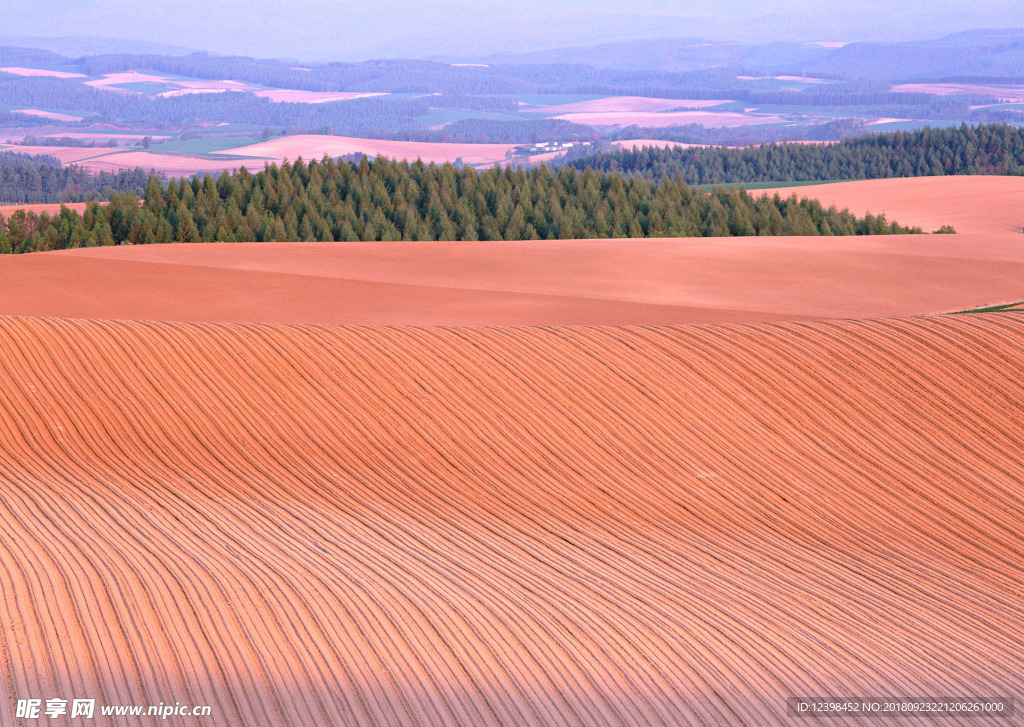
[
  {"left": 698, "top": 179, "right": 857, "bottom": 192},
  {"left": 183, "top": 123, "right": 266, "bottom": 134},
  {"left": 418, "top": 108, "right": 523, "bottom": 125},
  {"left": 506, "top": 94, "right": 605, "bottom": 110},
  {"left": 950, "top": 301, "right": 1024, "bottom": 314},
  {"left": 147, "top": 136, "right": 260, "bottom": 154},
  {"left": 742, "top": 104, "right": 847, "bottom": 116}
]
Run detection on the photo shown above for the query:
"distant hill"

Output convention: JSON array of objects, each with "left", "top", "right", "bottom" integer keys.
[
  {"left": 435, "top": 39, "right": 831, "bottom": 73},
  {"left": 0, "top": 35, "right": 196, "bottom": 58},
  {"left": 804, "top": 30, "right": 1024, "bottom": 80},
  {"left": 438, "top": 31, "right": 1024, "bottom": 80}
]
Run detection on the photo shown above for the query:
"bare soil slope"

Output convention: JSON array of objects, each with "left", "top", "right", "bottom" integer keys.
[
  {"left": 72, "top": 151, "right": 268, "bottom": 177},
  {"left": 756, "top": 175, "right": 1024, "bottom": 234},
  {"left": 213, "top": 134, "right": 522, "bottom": 166},
  {"left": 533, "top": 97, "right": 727, "bottom": 114},
  {"left": 1, "top": 234, "right": 1022, "bottom": 324},
  {"left": 0, "top": 314, "right": 1021, "bottom": 726},
  {"left": 0, "top": 202, "right": 89, "bottom": 216}
]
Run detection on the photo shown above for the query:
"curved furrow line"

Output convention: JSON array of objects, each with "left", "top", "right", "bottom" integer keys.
[
  {"left": 165, "top": 327, "right": 806, "bottom": 724},
  {"left": 667, "top": 319, "right": 1019, "bottom": 573},
  {"left": 0, "top": 329, "right": 376, "bottom": 724},
  {"left": 282, "top": 325, "right": 1024, "bottom": 704},
  {"left": 622, "top": 323, "right": 1024, "bottom": 671},
  {"left": 9, "top": 315, "right": 1015, "bottom": 716},
  {"left": 58, "top": 331, "right": 552, "bottom": 727},
  {"left": 0, "top": 329, "right": 638, "bottom": 724},
  {"left": 0, "top": 323, "right": 283, "bottom": 721},
  {"left": 292, "top": 329, "right": 786, "bottom": 724},
  {"left": 315, "top": 331, "right": 917, "bottom": 724},
  {"left": 149, "top": 327, "right": 618, "bottom": 724},
  {"left": 391, "top": 325, "right": 1024, "bottom": 700},
  {"left": 86, "top": 325, "right": 606, "bottom": 727},
  {"left": 0, "top": 315, "right": 1021, "bottom": 726}
]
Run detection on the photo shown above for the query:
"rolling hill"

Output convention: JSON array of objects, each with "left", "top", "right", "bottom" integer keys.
[{"left": 0, "top": 313, "right": 1021, "bottom": 725}]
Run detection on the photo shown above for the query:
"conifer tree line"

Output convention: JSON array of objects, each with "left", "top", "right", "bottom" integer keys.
[
  {"left": 0, "top": 151, "right": 149, "bottom": 204},
  {"left": 0, "top": 156, "right": 921, "bottom": 254},
  {"left": 566, "top": 123, "right": 1024, "bottom": 184}
]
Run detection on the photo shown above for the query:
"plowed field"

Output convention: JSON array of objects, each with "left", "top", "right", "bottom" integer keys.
[{"left": 0, "top": 314, "right": 1021, "bottom": 726}]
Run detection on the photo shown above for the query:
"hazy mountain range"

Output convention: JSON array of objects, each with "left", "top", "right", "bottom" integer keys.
[{"left": 3, "top": 1, "right": 1024, "bottom": 62}]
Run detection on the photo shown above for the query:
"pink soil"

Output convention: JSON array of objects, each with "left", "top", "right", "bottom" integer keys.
[
  {"left": 39, "top": 132, "right": 170, "bottom": 141},
  {"left": 755, "top": 175, "right": 1024, "bottom": 235},
  {"left": 84, "top": 71, "right": 173, "bottom": 88},
  {"left": 157, "top": 88, "right": 228, "bottom": 98},
  {"left": 172, "top": 79, "right": 259, "bottom": 91},
  {"left": 73, "top": 151, "right": 271, "bottom": 177},
  {"left": 774, "top": 75, "right": 828, "bottom": 83},
  {"left": 253, "top": 90, "right": 387, "bottom": 103},
  {"left": 0, "top": 146, "right": 116, "bottom": 164},
  {"left": 535, "top": 97, "right": 728, "bottom": 115},
  {"left": 213, "top": 134, "right": 520, "bottom": 166},
  {"left": 10, "top": 109, "right": 82, "bottom": 122},
  {"left": 1, "top": 232, "right": 1022, "bottom": 325},
  {"left": 0, "top": 314, "right": 1021, "bottom": 725},
  {"left": 0, "top": 66, "right": 86, "bottom": 78},
  {"left": 0, "top": 203, "right": 90, "bottom": 217}
]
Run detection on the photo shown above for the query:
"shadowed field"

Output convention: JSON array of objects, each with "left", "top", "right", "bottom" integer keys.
[
  {"left": 0, "top": 314, "right": 1021, "bottom": 725},
  {"left": 1, "top": 233, "right": 1023, "bottom": 325}
]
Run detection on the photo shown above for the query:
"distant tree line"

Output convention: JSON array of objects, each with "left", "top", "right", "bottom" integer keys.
[
  {"left": 1, "top": 50, "right": 1017, "bottom": 142},
  {"left": 971, "top": 108, "right": 1024, "bottom": 124},
  {"left": 0, "top": 151, "right": 150, "bottom": 203},
  {"left": 74, "top": 54, "right": 540, "bottom": 95},
  {"left": 17, "top": 135, "right": 118, "bottom": 148},
  {"left": 566, "top": 122, "right": 1024, "bottom": 184},
  {"left": 597, "top": 119, "right": 868, "bottom": 149},
  {"left": 0, "top": 74, "right": 591, "bottom": 140},
  {"left": 0, "top": 156, "right": 921, "bottom": 253},
  {"left": 0, "top": 111, "right": 81, "bottom": 128},
  {"left": 1, "top": 48, "right": 1001, "bottom": 113},
  {"left": 388, "top": 119, "right": 597, "bottom": 144},
  {"left": 0, "top": 46, "right": 68, "bottom": 68},
  {"left": 427, "top": 95, "right": 521, "bottom": 112},
  {"left": 0, "top": 75, "right": 432, "bottom": 133}
]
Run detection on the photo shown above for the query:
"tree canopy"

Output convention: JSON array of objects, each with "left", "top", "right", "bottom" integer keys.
[{"left": 0, "top": 156, "right": 921, "bottom": 255}]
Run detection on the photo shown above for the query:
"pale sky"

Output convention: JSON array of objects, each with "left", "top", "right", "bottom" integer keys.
[{"left": 2, "top": 0, "right": 1023, "bottom": 61}]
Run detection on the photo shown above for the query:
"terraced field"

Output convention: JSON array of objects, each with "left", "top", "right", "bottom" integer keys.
[{"left": 0, "top": 314, "right": 1021, "bottom": 726}]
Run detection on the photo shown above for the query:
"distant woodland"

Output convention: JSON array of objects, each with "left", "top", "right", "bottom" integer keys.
[
  {"left": 0, "top": 151, "right": 149, "bottom": 203},
  {"left": 3, "top": 121, "right": 1022, "bottom": 208},
  {"left": 0, "top": 76, "right": 431, "bottom": 135},
  {"left": 0, "top": 44, "right": 1013, "bottom": 142},
  {"left": 0, "top": 157, "right": 921, "bottom": 254},
  {"left": 567, "top": 123, "right": 1024, "bottom": 183}
]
